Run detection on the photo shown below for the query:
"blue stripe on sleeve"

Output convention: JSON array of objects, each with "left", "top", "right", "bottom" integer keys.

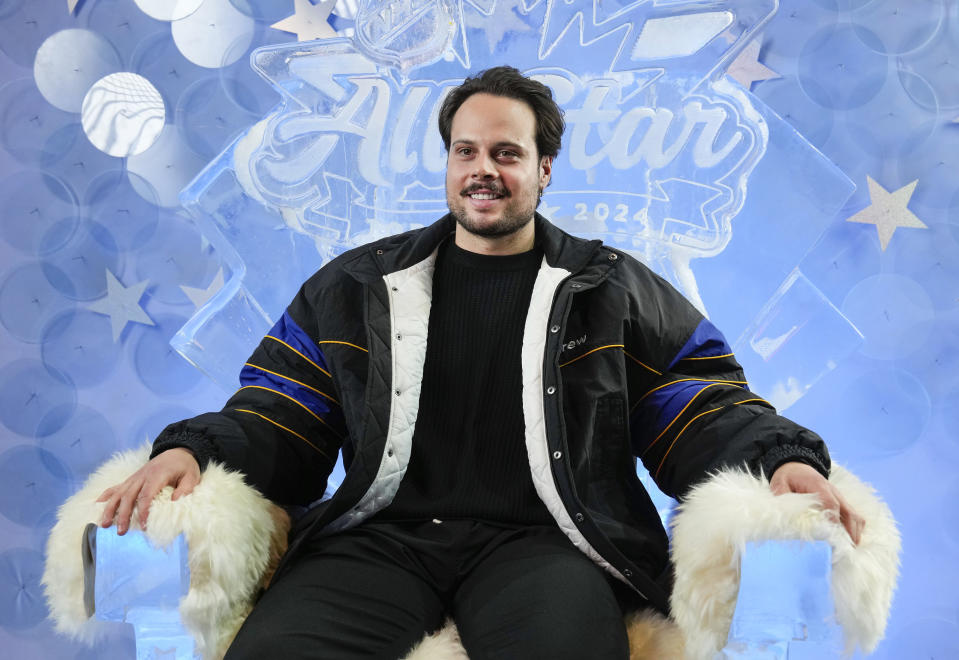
[
  {"left": 270, "top": 312, "right": 331, "bottom": 372},
  {"left": 634, "top": 380, "right": 718, "bottom": 439},
  {"left": 666, "top": 319, "right": 732, "bottom": 371},
  {"left": 239, "top": 364, "right": 338, "bottom": 420}
]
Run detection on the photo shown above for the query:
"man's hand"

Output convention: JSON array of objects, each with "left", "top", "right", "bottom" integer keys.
[
  {"left": 769, "top": 461, "right": 865, "bottom": 545},
  {"left": 96, "top": 448, "right": 201, "bottom": 535}
]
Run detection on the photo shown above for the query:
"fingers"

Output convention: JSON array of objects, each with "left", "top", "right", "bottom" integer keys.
[
  {"left": 814, "top": 487, "right": 841, "bottom": 522},
  {"left": 817, "top": 486, "right": 867, "bottom": 546},
  {"left": 171, "top": 469, "right": 199, "bottom": 501},
  {"left": 768, "top": 462, "right": 864, "bottom": 546},
  {"left": 837, "top": 493, "right": 865, "bottom": 545},
  {"left": 99, "top": 475, "right": 142, "bottom": 535},
  {"left": 136, "top": 479, "right": 160, "bottom": 529},
  {"left": 115, "top": 478, "right": 144, "bottom": 535},
  {"left": 97, "top": 449, "right": 202, "bottom": 535}
]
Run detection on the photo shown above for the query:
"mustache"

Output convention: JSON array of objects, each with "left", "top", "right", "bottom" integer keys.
[{"left": 461, "top": 182, "right": 509, "bottom": 196}]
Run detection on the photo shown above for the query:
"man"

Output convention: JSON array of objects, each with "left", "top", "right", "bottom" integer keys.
[{"left": 98, "top": 66, "right": 863, "bottom": 659}]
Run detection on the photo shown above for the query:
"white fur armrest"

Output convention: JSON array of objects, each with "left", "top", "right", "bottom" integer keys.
[
  {"left": 42, "top": 444, "right": 289, "bottom": 660},
  {"left": 669, "top": 464, "right": 900, "bottom": 658}
]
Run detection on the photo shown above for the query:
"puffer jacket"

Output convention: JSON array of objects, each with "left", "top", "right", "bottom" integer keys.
[{"left": 152, "top": 214, "right": 830, "bottom": 613}]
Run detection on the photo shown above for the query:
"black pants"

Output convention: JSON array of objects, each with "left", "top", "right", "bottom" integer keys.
[{"left": 224, "top": 519, "right": 633, "bottom": 659}]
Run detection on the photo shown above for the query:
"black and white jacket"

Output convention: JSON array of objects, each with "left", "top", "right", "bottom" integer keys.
[{"left": 153, "top": 214, "right": 830, "bottom": 613}]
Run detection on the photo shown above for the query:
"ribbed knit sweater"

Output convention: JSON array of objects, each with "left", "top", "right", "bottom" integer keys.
[{"left": 376, "top": 237, "right": 553, "bottom": 525}]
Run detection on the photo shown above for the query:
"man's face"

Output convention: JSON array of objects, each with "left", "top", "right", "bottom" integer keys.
[{"left": 445, "top": 93, "right": 552, "bottom": 240}]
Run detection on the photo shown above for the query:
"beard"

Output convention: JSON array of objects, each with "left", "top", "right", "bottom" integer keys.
[{"left": 447, "top": 180, "right": 543, "bottom": 238}]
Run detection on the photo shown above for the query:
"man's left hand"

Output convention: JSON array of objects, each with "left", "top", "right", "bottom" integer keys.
[{"left": 769, "top": 461, "right": 865, "bottom": 545}]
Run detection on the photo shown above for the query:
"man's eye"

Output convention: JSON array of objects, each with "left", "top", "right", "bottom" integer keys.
[
  {"left": 498, "top": 150, "right": 517, "bottom": 158},
  {"left": 458, "top": 147, "right": 473, "bottom": 156}
]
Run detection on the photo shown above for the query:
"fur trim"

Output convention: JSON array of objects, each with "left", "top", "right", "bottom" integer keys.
[
  {"left": 669, "top": 464, "right": 900, "bottom": 659},
  {"left": 46, "top": 451, "right": 896, "bottom": 660},
  {"left": 402, "top": 620, "right": 469, "bottom": 660},
  {"left": 42, "top": 444, "right": 289, "bottom": 659},
  {"left": 625, "top": 610, "right": 685, "bottom": 659},
  {"left": 398, "top": 612, "right": 684, "bottom": 660}
]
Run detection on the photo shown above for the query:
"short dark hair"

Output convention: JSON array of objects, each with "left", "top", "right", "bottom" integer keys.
[{"left": 438, "top": 66, "right": 565, "bottom": 159}]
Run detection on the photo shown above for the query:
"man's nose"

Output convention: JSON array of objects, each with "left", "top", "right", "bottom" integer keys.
[{"left": 472, "top": 153, "right": 497, "bottom": 178}]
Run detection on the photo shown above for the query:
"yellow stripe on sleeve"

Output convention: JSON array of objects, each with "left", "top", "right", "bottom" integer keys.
[
  {"left": 263, "top": 335, "right": 332, "bottom": 378},
  {"left": 317, "top": 340, "right": 368, "bottom": 353},
  {"left": 624, "top": 351, "right": 662, "bottom": 376},
  {"left": 560, "top": 344, "right": 625, "bottom": 368},
  {"left": 654, "top": 407, "right": 723, "bottom": 480},
  {"left": 733, "top": 397, "right": 772, "bottom": 407},
  {"left": 234, "top": 409, "right": 333, "bottom": 461},
  {"left": 679, "top": 352, "right": 734, "bottom": 361},
  {"left": 639, "top": 377, "right": 748, "bottom": 403},
  {"left": 236, "top": 385, "right": 343, "bottom": 439},
  {"left": 244, "top": 362, "right": 340, "bottom": 405},
  {"left": 641, "top": 383, "right": 722, "bottom": 456}
]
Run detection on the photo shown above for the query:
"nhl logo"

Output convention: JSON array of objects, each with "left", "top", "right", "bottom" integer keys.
[{"left": 354, "top": 0, "right": 459, "bottom": 71}]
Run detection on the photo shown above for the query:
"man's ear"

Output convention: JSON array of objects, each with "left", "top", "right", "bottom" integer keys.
[{"left": 540, "top": 155, "right": 553, "bottom": 189}]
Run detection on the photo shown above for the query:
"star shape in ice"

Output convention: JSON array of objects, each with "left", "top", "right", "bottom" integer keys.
[
  {"left": 846, "top": 176, "right": 928, "bottom": 251},
  {"left": 180, "top": 268, "right": 225, "bottom": 310},
  {"left": 540, "top": 201, "right": 561, "bottom": 217},
  {"left": 87, "top": 270, "right": 155, "bottom": 342},
  {"left": 726, "top": 36, "right": 780, "bottom": 90},
  {"left": 271, "top": 0, "right": 338, "bottom": 42},
  {"left": 465, "top": 0, "right": 532, "bottom": 53}
]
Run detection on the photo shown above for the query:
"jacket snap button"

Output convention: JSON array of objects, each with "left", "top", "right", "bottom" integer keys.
[
  {"left": 574, "top": 512, "right": 584, "bottom": 522},
  {"left": 623, "top": 569, "right": 633, "bottom": 578},
  {"left": 395, "top": 389, "right": 401, "bottom": 396},
  {"left": 553, "top": 451, "right": 562, "bottom": 459},
  {"left": 391, "top": 286, "right": 398, "bottom": 292},
  {"left": 396, "top": 334, "right": 402, "bottom": 340},
  {"left": 387, "top": 448, "right": 394, "bottom": 457},
  {"left": 376, "top": 249, "right": 384, "bottom": 255},
  {"left": 550, "top": 325, "right": 560, "bottom": 333},
  {"left": 608, "top": 253, "right": 618, "bottom": 261},
  {"left": 546, "top": 386, "right": 556, "bottom": 395},
  {"left": 571, "top": 282, "right": 582, "bottom": 289}
]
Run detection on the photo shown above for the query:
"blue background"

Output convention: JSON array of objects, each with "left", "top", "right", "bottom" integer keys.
[{"left": 0, "top": 0, "right": 956, "bottom": 657}]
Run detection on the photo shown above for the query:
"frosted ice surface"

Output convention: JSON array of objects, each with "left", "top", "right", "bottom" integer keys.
[
  {"left": 173, "top": 0, "right": 857, "bottom": 401},
  {"left": 722, "top": 540, "right": 842, "bottom": 658},
  {"left": 92, "top": 527, "right": 195, "bottom": 658}
]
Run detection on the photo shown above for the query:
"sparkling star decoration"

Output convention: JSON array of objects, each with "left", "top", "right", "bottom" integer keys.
[
  {"left": 727, "top": 37, "right": 781, "bottom": 90},
  {"left": 271, "top": 0, "right": 338, "bottom": 41},
  {"left": 180, "top": 269, "right": 225, "bottom": 310},
  {"left": 87, "top": 270, "right": 155, "bottom": 342},
  {"left": 846, "top": 176, "right": 928, "bottom": 251}
]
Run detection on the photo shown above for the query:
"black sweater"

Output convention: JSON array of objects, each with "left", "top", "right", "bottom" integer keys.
[{"left": 375, "top": 238, "right": 553, "bottom": 525}]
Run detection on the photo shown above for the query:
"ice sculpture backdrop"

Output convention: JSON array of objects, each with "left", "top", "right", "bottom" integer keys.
[{"left": 0, "top": 0, "right": 956, "bottom": 657}]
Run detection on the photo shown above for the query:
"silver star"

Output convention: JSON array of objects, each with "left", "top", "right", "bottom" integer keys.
[
  {"left": 180, "top": 269, "right": 225, "bottom": 310},
  {"left": 271, "top": 0, "right": 338, "bottom": 42},
  {"left": 87, "top": 270, "right": 155, "bottom": 342},
  {"left": 846, "top": 176, "right": 928, "bottom": 251},
  {"left": 727, "top": 37, "right": 780, "bottom": 90}
]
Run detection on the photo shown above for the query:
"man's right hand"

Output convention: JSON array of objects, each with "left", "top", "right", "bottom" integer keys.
[{"left": 96, "top": 448, "right": 201, "bottom": 535}]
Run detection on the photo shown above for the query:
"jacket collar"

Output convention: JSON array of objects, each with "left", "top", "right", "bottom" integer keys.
[{"left": 341, "top": 212, "right": 606, "bottom": 281}]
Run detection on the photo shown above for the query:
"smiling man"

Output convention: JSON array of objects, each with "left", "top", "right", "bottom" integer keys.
[
  {"left": 444, "top": 90, "right": 551, "bottom": 252},
  {"left": 98, "top": 66, "right": 862, "bottom": 659}
]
